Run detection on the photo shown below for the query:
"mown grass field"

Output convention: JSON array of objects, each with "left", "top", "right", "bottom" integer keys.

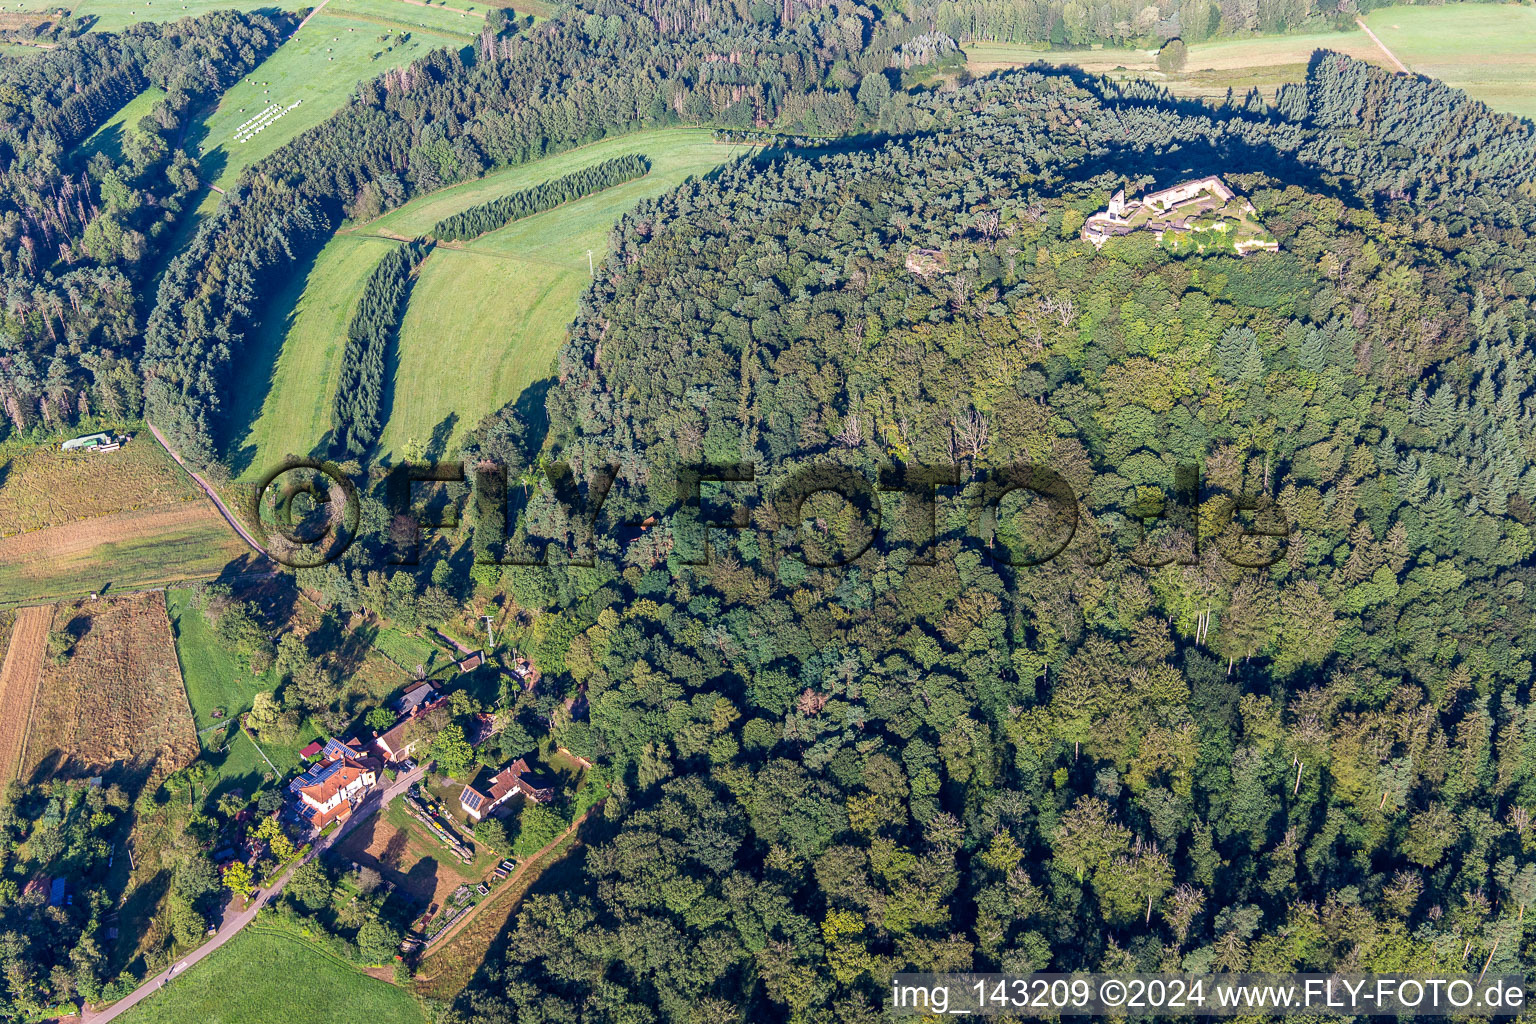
[
  {"left": 0, "top": 436, "right": 253, "bottom": 606},
  {"left": 328, "top": 0, "right": 484, "bottom": 40},
  {"left": 229, "top": 128, "right": 750, "bottom": 476},
  {"left": 0, "top": 507, "right": 256, "bottom": 607},
  {"left": 966, "top": 4, "right": 1536, "bottom": 116},
  {"left": 964, "top": 27, "right": 1387, "bottom": 103},
  {"left": 377, "top": 130, "right": 751, "bottom": 460},
  {"left": 1365, "top": 4, "right": 1536, "bottom": 120},
  {"left": 195, "top": 10, "right": 472, "bottom": 198},
  {"left": 115, "top": 926, "right": 429, "bottom": 1024}
]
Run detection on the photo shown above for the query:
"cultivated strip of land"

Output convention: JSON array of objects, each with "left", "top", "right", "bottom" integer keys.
[{"left": 0, "top": 605, "right": 49, "bottom": 781}]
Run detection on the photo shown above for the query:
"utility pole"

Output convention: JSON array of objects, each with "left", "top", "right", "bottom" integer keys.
[{"left": 587, "top": 249, "right": 594, "bottom": 277}]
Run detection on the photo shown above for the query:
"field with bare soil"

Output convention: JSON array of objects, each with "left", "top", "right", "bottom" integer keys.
[
  {"left": 331, "top": 802, "right": 488, "bottom": 913},
  {"left": 20, "top": 592, "right": 197, "bottom": 788},
  {"left": 0, "top": 605, "right": 48, "bottom": 781}
]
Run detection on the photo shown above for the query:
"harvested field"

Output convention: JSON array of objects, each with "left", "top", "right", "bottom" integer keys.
[
  {"left": 0, "top": 503, "right": 254, "bottom": 606},
  {"left": 0, "top": 437, "right": 200, "bottom": 537},
  {"left": 21, "top": 592, "right": 197, "bottom": 790},
  {"left": 0, "top": 605, "right": 48, "bottom": 781},
  {"left": 0, "top": 436, "right": 256, "bottom": 605}
]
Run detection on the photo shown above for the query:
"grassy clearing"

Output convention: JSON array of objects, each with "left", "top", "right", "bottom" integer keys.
[
  {"left": 230, "top": 128, "right": 748, "bottom": 477},
  {"left": 115, "top": 926, "right": 428, "bottom": 1024},
  {"left": 195, "top": 12, "right": 468, "bottom": 198},
  {"left": 78, "top": 85, "right": 165, "bottom": 162},
  {"left": 1366, "top": 4, "right": 1536, "bottom": 120},
  {"left": 966, "top": 4, "right": 1536, "bottom": 115},
  {"left": 166, "top": 587, "right": 277, "bottom": 730},
  {"left": 965, "top": 27, "right": 1386, "bottom": 102},
  {"left": 21, "top": 592, "right": 197, "bottom": 788},
  {"left": 372, "top": 625, "right": 448, "bottom": 674}
]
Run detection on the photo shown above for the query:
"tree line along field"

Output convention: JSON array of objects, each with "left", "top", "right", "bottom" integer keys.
[
  {"left": 0, "top": 437, "right": 256, "bottom": 607},
  {"left": 964, "top": 3, "right": 1536, "bottom": 116},
  {"left": 228, "top": 128, "right": 751, "bottom": 476}
]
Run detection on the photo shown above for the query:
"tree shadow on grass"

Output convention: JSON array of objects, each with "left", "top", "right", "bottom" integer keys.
[{"left": 220, "top": 240, "right": 326, "bottom": 480}]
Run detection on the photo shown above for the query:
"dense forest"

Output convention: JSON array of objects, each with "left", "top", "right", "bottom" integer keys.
[
  {"left": 432, "top": 154, "right": 651, "bottom": 242},
  {"left": 427, "top": 52, "right": 1536, "bottom": 1024},
  {"left": 141, "top": 0, "right": 956, "bottom": 466},
  {"left": 332, "top": 238, "right": 434, "bottom": 457},
  {"left": 4, "top": 0, "right": 1536, "bottom": 1017},
  {"left": 0, "top": 12, "right": 287, "bottom": 439}
]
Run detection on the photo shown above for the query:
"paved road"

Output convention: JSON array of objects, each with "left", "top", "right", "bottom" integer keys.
[
  {"left": 84, "top": 763, "right": 426, "bottom": 1024},
  {"left": 144, "top": 421, "right": 270, "bottom": 559},
  {"left": 1356, "top": 15, "right": 1410, "bottom": 74}
]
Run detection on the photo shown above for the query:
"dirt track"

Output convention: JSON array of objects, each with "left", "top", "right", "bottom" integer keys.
[{"left": 0, "top": 606, "right": 49, "bottom": 781}]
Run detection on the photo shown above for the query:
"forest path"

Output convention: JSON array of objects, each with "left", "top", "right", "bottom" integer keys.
[{"left": 1355, "top": 16, "right": 1410, "bottom": 74}]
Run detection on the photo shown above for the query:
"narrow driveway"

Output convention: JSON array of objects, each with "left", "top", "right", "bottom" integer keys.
[
  {"left": 84, "top": 763, "right": 426, "bottom": 1023},
  {"left": 144, "top": 421, "right": 270, "bottom": 558}
]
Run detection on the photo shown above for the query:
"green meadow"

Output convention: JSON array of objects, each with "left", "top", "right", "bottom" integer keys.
[
  {"left": 114, "top": 927, "right": 428, "bottom": 1024},
  {"left": 967, "top": 3, "right": 1536, "bottom": 116},
  {"left": 195, "top": 11, "right": 473, "bottom": 197},
  {"left": 0, "top": 0, "right": 512, "bottom": 31},
  {"left": 1365, "top": 4, "right": 1536, "bottom": 120},
  {"left": 228, "top": 128, "right": 751, "bottom": 477}
]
